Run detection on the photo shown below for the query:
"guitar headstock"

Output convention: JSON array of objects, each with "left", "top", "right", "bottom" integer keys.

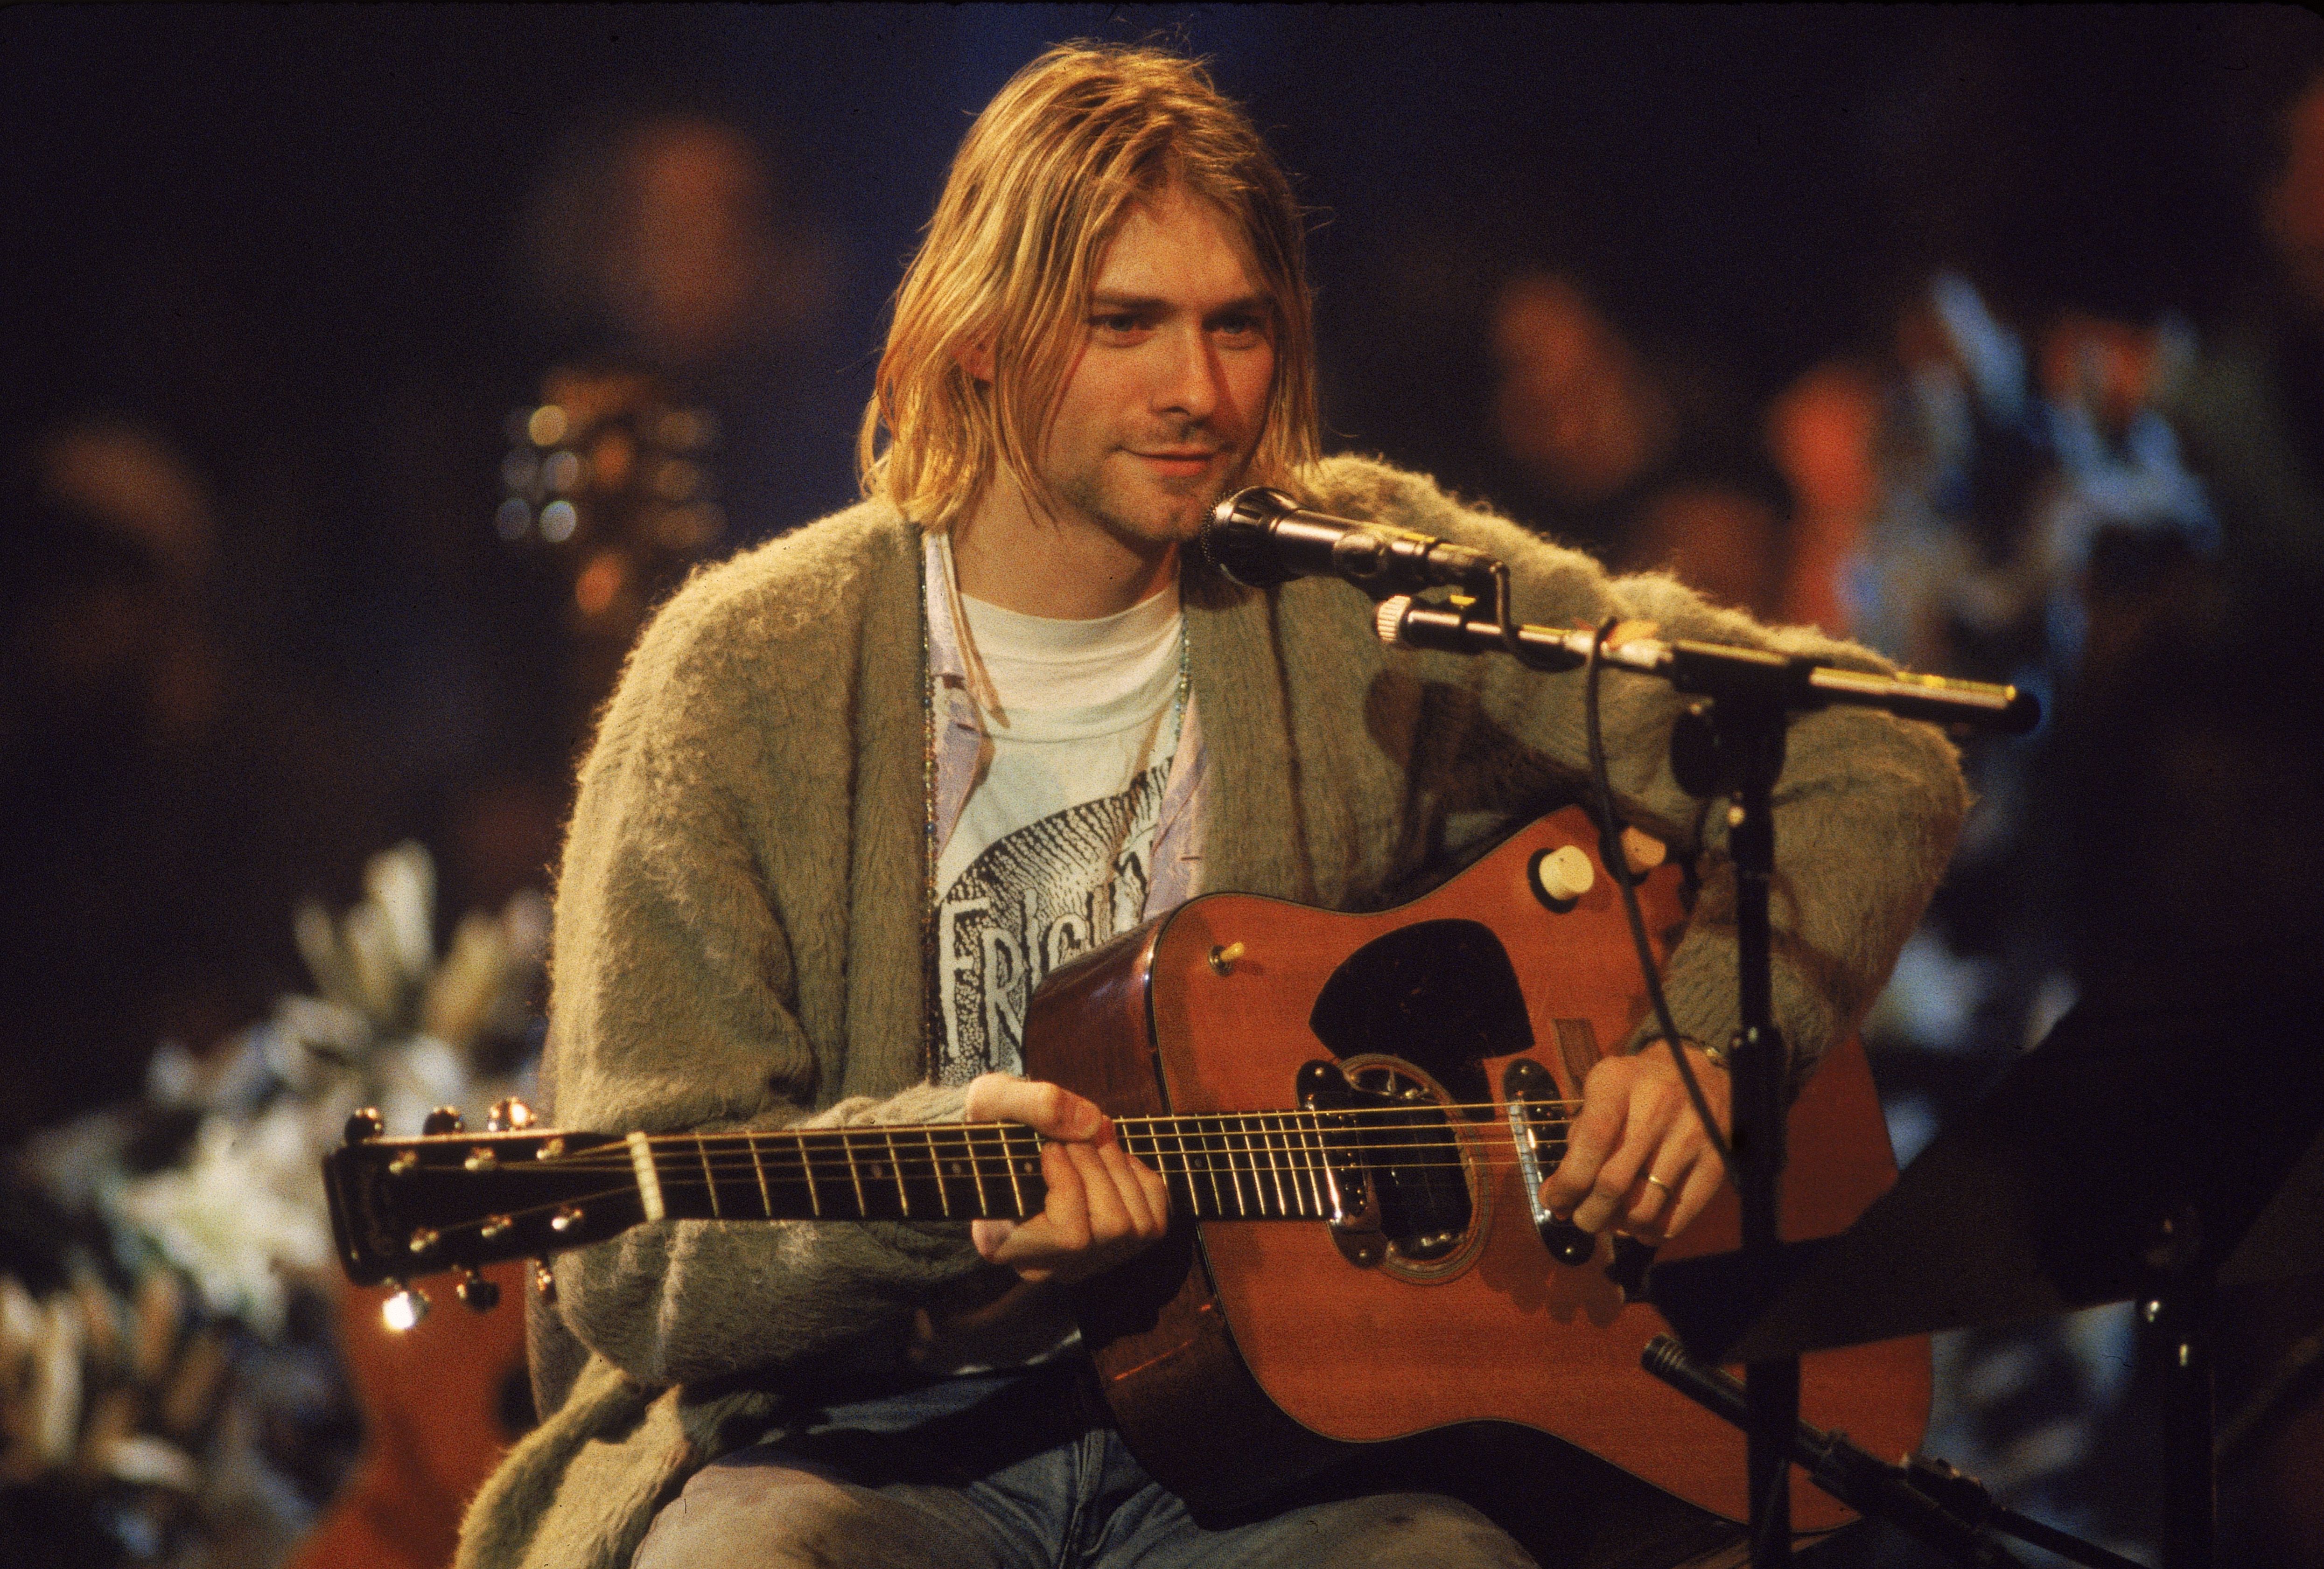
[{"left": 323, "top": 1102, "right": 640, "bottom": 1325}]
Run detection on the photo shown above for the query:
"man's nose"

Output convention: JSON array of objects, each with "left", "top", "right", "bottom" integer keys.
[{"left": 1154, "top": 326, "right": 1221, "bottom": 421}]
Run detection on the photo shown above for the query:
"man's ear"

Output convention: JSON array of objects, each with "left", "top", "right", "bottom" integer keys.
[{"left": 954, "top": 335, "right": 994, "bottom": 384}]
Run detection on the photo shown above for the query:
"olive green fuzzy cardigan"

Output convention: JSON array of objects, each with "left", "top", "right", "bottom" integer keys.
[{"left": 458, "top": 456, "right": 1967, "bottom": 1569}]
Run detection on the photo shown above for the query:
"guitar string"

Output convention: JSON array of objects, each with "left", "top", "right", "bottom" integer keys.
[
  {"left": 401, "top": 1100, "right": 1588, "bottom": 1147},
  {"left": 482, "top": 1125, "right": 1567, "bottom": 1170},
  {"left": 432, "top": 1099, "right": 1589, "bottom": 1154},
  {"left": 381, "top": 1142, "right": 1589, "bottom": 1248},
  {"left": 491, "top": 1121, "right": 1581, "bottom": 1173},
  {"left": 379, "top": 1132, "right": 1610, "bottom": 1248},
  {"left": 425, "top": 1143, "right": 1576, "bottom": 1187},
  {"left": 406, "top": 1155, "right": 1563, "bottom": 1186}
]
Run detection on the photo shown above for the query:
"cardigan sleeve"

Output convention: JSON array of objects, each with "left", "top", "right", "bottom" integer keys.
[
  {"left": 542, "top": 549, "right": 990, "bottom": 1392},
  {"left": 1307, "top": 455, "right": 1969, "bottom": 1081}
]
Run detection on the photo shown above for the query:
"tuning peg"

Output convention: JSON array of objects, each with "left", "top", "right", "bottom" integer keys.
[
  {"left": 486, "top": 1098, "right": 536, "bottom": 1132},
  {"left": 421, "top": 1106, "right": 466, "bottom": 1136},
  {"left": 382, "top": 1284, "right": 431, "bottom": 1332},
  {"left": 343, "top": 1107, "right": 385, "bottom": 1144},
  {"left": 533, "top": 1260, "right": 557, "bottom": 1302},
  {"left": 455, "top": 1268, "right": 502, "bottom": 1313}
]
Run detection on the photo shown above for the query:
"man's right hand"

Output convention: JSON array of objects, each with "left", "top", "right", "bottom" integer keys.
[{"left": 962, "top": 1073, "right": 1170, "bottom": 1285}]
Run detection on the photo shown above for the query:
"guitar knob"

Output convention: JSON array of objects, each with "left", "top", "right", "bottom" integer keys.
[
  {"left": 343, "top": 1107, "right": 384, "bottom": 1144},
  {"left": 1619, "top": 826, "right": 1668, "bottom": 877},
  {"left": 421, "top": 1106, "right": 466, "bottom": 1136},
  {"left": 1529, "top": 844, "right": 1595, "bottom": 907},
  {"left": 486, "top": 1098, "right": 535, "bottom": 1132},
  {"left": 455, "top": 1269, "right": 502, "bottom": 1313},
  {"left": 381, "top": 1285, "right": 431, "bottom": 1332}
]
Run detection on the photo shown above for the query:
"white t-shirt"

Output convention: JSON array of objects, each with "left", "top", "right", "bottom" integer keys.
[{"left": 929, "top": 578, "right": 1185, "bottom": 1086}]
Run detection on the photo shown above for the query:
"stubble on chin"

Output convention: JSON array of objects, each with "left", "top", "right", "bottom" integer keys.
[{"left": 1052, "top": 463, "right": 1232, "bottom": 552}]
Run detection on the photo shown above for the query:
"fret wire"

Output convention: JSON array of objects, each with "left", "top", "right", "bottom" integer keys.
[
  {"left": 1261, "top": 1114, "right": 1291, "bottom": 1216},
  {"left": 925, "top": 1127, "right": 950, "bottom": 1219},
  {"left": 1295, "top": 1110, "right": 1329, "bottom": 1220},
  {"left": 696, "top": 1133, "right": 721, "bottom": 1218},
  {"left": 1219, "top": 1116, "right": 1251, "bottom": 1217},
  {"left": 1285, "top": 1112, "right": 1317, "bottom": 1218},
  {"left": 1176, "top": 1116, "right": 1204, "bottom": 1218},
  {"left": 966, "top": 1124, "right": 994, "bottom": 1215},
  {"left": 797, "top": 1130, "right": 822, "bottom": 1217},
  {"left": 1243, "top": 1116, "right": 1273, "bottom": 1217},
  {"left": 1231, "top": 1116, "right": 1260, "bottom": 1215},
  {"left": 844, "top": 1129, "right": 868, "bottom": 1215},
  {"left": 882, "top": 1129, "right": 910, "bottom": 1216},
  {"left": 1188, "top": 1117, "right": 1217, "bottom": 1215},
  {"left": 1302, "top": 1110, "right": 1330, "bottom": 1218},
  {"left": 1218, "top": 1116, "right": 1246, "bottom": 1217},
  {"left": 1280, "top": 1112, "right": 1316, "bottom": 1218},
  {"left": 1001, "top": 1125, "right": 1027, "bottom": 1216},
  {"left": 748, "top": 1132, "right": 775, "bottom": 1218},
  {"left": 1301, "top": 1111, "right": 1338, "bottom": 1218},
  {"left": 1258, "top": 1115, "right": 1288, "bottom": 1216},
  {"left": 1020, "top": 1127, "right": 1046, "bottom": 1216}
]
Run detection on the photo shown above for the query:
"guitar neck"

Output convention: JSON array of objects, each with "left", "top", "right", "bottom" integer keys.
[
  {"left": 327, "top": 1108, "right": 1403, "bottom": 1288},
  {"left": 637, "top": 1113, "right": 1349, "bottom": 1225}
]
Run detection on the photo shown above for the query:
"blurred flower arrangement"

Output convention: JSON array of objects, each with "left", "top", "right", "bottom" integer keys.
[{"left": 0, "top": 844, "right": 546, "bottom": 1568}]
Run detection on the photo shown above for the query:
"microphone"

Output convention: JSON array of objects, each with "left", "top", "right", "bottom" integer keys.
[{"left": 1200, "top": 487, "right": 1503, "bottom": 598}]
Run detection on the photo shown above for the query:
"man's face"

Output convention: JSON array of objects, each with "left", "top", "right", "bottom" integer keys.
[{"left": 1031, "top": 186, "right": 1277, "bottom": 549}]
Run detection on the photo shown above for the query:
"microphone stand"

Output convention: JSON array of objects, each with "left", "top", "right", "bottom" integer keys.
[{"left": 1375, "top": 587, "right": 2037, "bottom": 1569}]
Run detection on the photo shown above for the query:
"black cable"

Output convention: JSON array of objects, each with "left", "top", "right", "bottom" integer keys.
[
  {"left": 1480, "top": 566, "right": 1733, "bottom": 1179},
  {"left": 1581, "top": 612, "right": 1735, "bottom": 1178}
]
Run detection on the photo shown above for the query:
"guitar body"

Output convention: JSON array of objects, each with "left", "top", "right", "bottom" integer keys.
[{"left": 1022, "top": 807, "right": 1928, "bottom": 1532}]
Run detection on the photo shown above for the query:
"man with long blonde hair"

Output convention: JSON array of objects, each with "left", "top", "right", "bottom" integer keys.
[{"left": 459, "top": 40, "right": 1965, "bottom": 1569}]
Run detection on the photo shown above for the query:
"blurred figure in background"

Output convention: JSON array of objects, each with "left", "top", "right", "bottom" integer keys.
[
  {"left": 2152, "top": 61, "right": 2324, "bottom": 1569},
  {"left": 1758, "top": 49, "right": 2324, "bottom": 1557},
  {"left": 1765, "top": 267, "right": 2227, "bottom": 1565},
  {"left": 438, "top": 112, "right": 844, "bottom": 942},
  {"left": 509, "top": 108, "right": 840, "bottom": 726},
  {"left": 0, "top": 421, "right": 380, "bottom": 1144},
  {"left": 1490, "top": 268, "right": 1790, "bottom": 618}
]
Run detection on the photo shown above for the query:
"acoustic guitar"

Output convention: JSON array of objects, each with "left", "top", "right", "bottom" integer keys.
[{"left": 323, "top": 807, "right": 1927, "bottom": 1534}]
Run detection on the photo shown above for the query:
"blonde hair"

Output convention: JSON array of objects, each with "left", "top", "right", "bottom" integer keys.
[{"left": 859, "top": 42, "right": 1319, "bottom": 531}]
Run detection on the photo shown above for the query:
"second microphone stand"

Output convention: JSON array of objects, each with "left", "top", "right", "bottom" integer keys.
[{"left": 1379, "top": 577, "right": 2037, "bottom": 1569}]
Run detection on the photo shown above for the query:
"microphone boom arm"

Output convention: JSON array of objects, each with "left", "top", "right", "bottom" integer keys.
[{"left": 1375, "top": 595, "right": 2040, "bottom": 734}]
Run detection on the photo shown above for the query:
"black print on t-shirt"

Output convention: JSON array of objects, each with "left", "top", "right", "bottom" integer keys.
[{"left": 933, "top": 763, "right": 1169, "bottom": 1085}]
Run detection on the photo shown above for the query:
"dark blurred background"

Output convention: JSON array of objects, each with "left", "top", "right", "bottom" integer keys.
[{"left": 4, "top": 7, "right": 2322, "bottom": 1568}]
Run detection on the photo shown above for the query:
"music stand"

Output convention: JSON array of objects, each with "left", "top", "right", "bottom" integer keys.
[{"left": 1650, "top": 992, "right": 2324, "bottom": 1569}]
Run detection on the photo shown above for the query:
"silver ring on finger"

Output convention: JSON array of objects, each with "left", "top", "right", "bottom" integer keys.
[{"left": 1643, "top": 1172, "right": 1674, "bottom": 1199}]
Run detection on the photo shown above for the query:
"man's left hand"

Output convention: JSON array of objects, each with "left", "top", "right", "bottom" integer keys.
[
  {"left": 962, "top": 1073, "right": 1169, "bottom": 1285},
  {"left": 1538, "top": 1040, "right": 1731, "bottom": 1244}
]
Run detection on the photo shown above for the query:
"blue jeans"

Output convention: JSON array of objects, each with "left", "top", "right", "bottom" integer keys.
[{"left": 631, "top": 1361, "right": 1537, "bottom": 1568}]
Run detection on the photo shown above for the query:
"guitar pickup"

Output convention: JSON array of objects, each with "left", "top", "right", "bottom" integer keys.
[
  {"left": 1503, "top": 1059, "right": 1595, "bottom": 1265},
  {"left": 1297, "top": 1060, "right": 1384, "bottom": 1268}
]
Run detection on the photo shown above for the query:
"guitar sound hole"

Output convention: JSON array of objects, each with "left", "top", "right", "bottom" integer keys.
[{"left": 1342, "top": 1060, "right": 1482, "bottom": 1275}]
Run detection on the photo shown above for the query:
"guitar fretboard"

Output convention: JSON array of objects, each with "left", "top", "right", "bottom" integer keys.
[{"left": 636, "top": 1112, "right": 1465, "bottom": 1225}]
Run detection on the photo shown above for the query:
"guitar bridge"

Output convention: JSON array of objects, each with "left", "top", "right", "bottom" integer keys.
[{"left": 1504, "top": 1058, "right": 1596, "bottom": 1265}]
